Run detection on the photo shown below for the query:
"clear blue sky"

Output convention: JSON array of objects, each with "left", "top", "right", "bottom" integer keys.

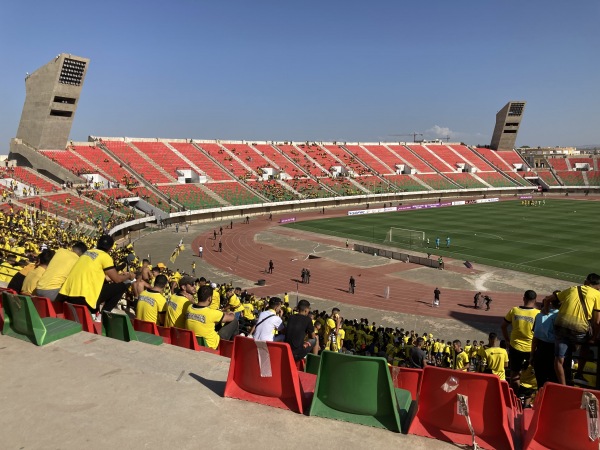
[{"left": 1, "top": 1, "right": 598, "bottom": 150}]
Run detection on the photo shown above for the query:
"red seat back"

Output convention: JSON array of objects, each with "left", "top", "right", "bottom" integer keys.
[
  {"left": 224, "top": 336, "right": 306, "bottom": 413},
  {"left": 31, "top": 296, "right": 58, "bottom": 318},
  {"left": 133, "top": 318, "right": 159, "bottom": 335},
  {"left": 63, "top": 302, "right": 101, "bottom": 335},
  {"left": 218, "top": 339, "right": 234, "bottom": 358},
  {"left": 408, "top": 366, "right": 514, "bottom": 450},
  {"left": 523, "top": 382, "right": 600, "bottom": 450},
  {"left": 390, "top": 366, "right": 423, "bottom": 401},
  {"left": 157, "top": 325, "right": 171, "bottom": 344},
  {"left": 170, "top": 327, "right": 200, "bottom": 351}
]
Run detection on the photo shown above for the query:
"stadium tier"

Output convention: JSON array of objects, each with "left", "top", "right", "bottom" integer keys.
[
  {"left": 204, "top": 182, "right": 263, "bottom": 205},
  {"left": 447, "top": 144, "right": 496, "bottom": 171},
  {"left": 71, "top": 145, "right": 138, "bottom": 185},
  {"left": 103, "top": 141, "right": 172, "bottom": 184},
  {"left": 3, "top": 167, "right": 59, "bottom": 192},
  {"left": 296, "top": 144, "right": 334, "bottom": 174},
  {"left": 534, "top": 170, "right": 561, "bottom": 187},
  {"left": 247, "top": 180, "right": 297, "bottom": 202},
  {"left": 475, "top": 172, "right": 518, "bottom": 188},
  {"left": 196, "top": 143, "right": 253, "bottom": 179},
  {"left": 354, "top": 175, "right": 393, "bottom": 194},
  {"left": 287, "top": 178, "right": 333, "bottom": 199},
  {"left": 40, "top": 149, "right": 95, "bottom": 176},
  {"left": 473, "top": 147, "right": 516, "bottom": 172},
  {"left": 414, "top": 173, "right": 457, "bottom": 190},
  {"left": 168, "top": 142, "right": 233, "bottom": 181},
  {"left": 130, "top": 186, "right": 166, "bottom": 208},
  {"left": 322, "top": 145, "right": 372, "bottom": 175},
  {"left": 384, "top": 174, "right": 428, "bottom": 191},
  {"left": 158, "top": 184, "right": 222, "bottom": 210},
  {"left": 546, "top": 157, "right": 569, "bottom": 171},
  {"left": 497, "top": 150, "right": 527, "bottom": 168},
  {"left": 320, "top": 177, "right": 362, "bottom": 196},
  {"left": 276, "top": 144, "right": 327, "bottom": 177},
  {"left": 131, "top": 141, "right": 191, "bottom": 179},
  {"left": 555, "top": 170, "right": 586, "bottom": 187},
  {"left": 221, "top": 143, "right": 273, "bottom": 176},
  {"left": 444, "top": 172, "right": 487, "bottom": 189},
  {"left": 588, "top": 172, "right": 600, "bottom": 186},
  {"left": 344, "top": 145, "right": 394, "bottom": 175},
  {"left": 407, "top": 145, "right": 455, "bottom": 173},
  {"left": 386, "top": 145, "right": 434, "bottom": 173},
  {"left": 253, "top": 144, "right": 305, "bottom": 178}
]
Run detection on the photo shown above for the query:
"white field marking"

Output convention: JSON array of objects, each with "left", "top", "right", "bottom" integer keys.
[
  {"left": 473, "top": 232, "right": 504, "bottom": 240},
  {"left": 520, "top": 249, "right": 579, "bottom": 264}
]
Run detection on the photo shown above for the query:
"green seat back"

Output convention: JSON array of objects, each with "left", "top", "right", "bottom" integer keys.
[
  {"left": 102, "top": 311, "right": 162, "bottom": 345},
  {"left": 2, "top": 293, "right": 81, "bottom": 346},
  {"left": 309, "top": 351, "right": 412, "bottom": 432},
  {"left": 305, "top": 353, "right": 321, "bottom": 375}
]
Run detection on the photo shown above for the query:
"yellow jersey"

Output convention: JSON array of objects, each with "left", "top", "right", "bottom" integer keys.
[
  {"left": 504, "top": 306, "right": 540, "bottom": 352},
  {"left": 209, "top": 289, "right": 220, "bottom": 310},
  {"left": 556, "top": 285, "right": 600, "bottom": 334},
  {"left": 136, "top": 289, "right": 167, "bottom": 325},
  {"left": 164, "top": 294, "right": 192, "bottom": 328},
  {"left": 453, "top": 350, "right": 469, "bottom": 371},
  {"left": 59, "top": 249, "right": 115, "bottom": 309},
  {"left": 228, "top": 294, "right": 244, "bottom": 313},
  {"left": 185, "top": 305, "right": 224, "bottom": 349},
  {"left": 21, "top": 266, "right": 46, "bottom": 295},
  {"left": 483, "top": 347, "right": 509, "bottom": 380},
  {"left": 36, "top": 248, "right": 79, "bottom": 290}
]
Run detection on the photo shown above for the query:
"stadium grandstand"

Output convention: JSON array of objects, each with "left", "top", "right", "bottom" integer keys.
[{"left": 2, "top": 53, "right": 600, "bottom": 450}]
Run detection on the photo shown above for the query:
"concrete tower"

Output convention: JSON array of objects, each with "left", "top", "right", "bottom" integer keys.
[
  {"left": 15, "top": 53, "right": 89, "bottom": 150},
  {"left": 490, "top": 101, "right": 526, "bottom": 150}
]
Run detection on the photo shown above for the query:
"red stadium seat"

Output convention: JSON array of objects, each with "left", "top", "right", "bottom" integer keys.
[
  {"left": 31, "top": 296, "right": 63, "bottom": 319},
  {"left": 62, "top": 302, "right": 102, "bottom": 335},
  {"left": 500, "top": 380, "right": 517, "bottom": 436},
  {"left": 390, "top": 366, "right": 423, "bottom": 401},
  {"left": 218, "top": 339, "right": 234, "bottom": 358},
  {"left": 133, "top": 319, "right": 171, "bottom": 344},
  {"left": 408, "top": 366, "right": 514, "bottom": 450},
  {"left": 169, "top": 327, "right": 219, "bottom": 354},
  {"left": 157, "top": 325, "right": 171, "bottom": 344},
  {"left": 224, "top": 336, "right": 316, "bottom": 414},
  {"left": 522, "top": 382, "right": 600, "bottom": 450}
]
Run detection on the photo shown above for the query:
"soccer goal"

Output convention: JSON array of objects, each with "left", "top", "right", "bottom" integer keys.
[{"left": 384, "top": 227, "right": 426, "bottom": 248}]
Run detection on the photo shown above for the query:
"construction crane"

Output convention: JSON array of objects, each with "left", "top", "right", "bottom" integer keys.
[{"left": 388, "top": 132, "right": 424, "bottom": 142}]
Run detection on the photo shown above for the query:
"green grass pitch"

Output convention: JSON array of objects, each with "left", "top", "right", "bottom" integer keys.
[{"left": 284, "top": 199, "right": 599, "bottom": 283}]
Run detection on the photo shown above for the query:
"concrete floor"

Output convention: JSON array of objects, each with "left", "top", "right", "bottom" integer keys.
[{"left": 0, "top": 332, "right": 462, "bottom": 450}]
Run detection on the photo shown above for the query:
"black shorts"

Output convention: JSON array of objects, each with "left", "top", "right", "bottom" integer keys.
[{"left": 508, "top": 346, "right": 530, "bottom": 373}]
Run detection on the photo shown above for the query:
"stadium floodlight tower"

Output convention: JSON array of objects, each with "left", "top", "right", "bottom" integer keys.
[
  {"left": 15, "top": 53, "right": 89, "bottom": 150},
  {"left": 490, "top": 101, "right": 526, "bottom": 150},
  {"left": 9, "top": 53, "right": 89, "bottom": 182}
]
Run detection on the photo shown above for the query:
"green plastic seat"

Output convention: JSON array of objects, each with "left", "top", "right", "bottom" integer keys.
[
  {"left": 309, "top": 351, "right": 414, "bottom": 433},
  {"left": 196, "top": 336, "right": 207, "bottom": 347},
  {"left": 1, "top": 293, "right": 81, "bottom": 346},
  {"left": 101, "top": 311, "right": 163, "bottom": 345},
  {"left": 305, "top": 353, "right": 321, "bottom": 375}
]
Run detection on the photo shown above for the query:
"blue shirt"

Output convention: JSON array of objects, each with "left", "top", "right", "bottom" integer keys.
[{"left": 532, "top": 309, "right": 558, "bottom": 343}]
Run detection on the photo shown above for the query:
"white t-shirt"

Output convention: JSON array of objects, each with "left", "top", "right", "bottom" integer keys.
[{"left": 253, "top": 310, "right": 284, "bottom": 341}]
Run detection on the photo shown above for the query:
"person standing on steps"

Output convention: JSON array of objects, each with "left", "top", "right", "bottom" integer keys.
[{"left": 433, "top": 287, "right": 441, "bottom": 307}]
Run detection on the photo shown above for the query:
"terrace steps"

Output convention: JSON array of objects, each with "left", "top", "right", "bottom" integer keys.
[
  {"left": 347, "top": 177, "right": 371, "bottom": 194},
  {"left": 99, "top": 143, "right": 180, "bottom": 209},
  {"left": 127, "top": 142, "right": 178, "bottom": 182},
  {"left": 582, "top": 171, "right": 590, "bottom": 186},
  {"left": 381, "top": 145, "right": 424, "bottom": 173},
  {"left": 402, "top": 145, "right": 438, "bottom": 173},
  {"left": 269, "top": 144, "right": 313, "bottom": 178},
  {"left": 164, "top": 142, "right": 207, "bottom": 178},
  {"left": 193, "top": 183, "right": 230, "bottom": 206},
  {"left": 67, "top": 149, "right": 109, "bottom": 179},
  {"left": 421, "top": 145, "right": 457, "bottom": 172},
  {"left": 218, "top": 143, "right": 257, "bottom": 176},
  {"left": 292, "top": 144, "right": 331, "bottom": 176}
]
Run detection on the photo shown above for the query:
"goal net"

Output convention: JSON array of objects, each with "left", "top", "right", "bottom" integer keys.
[{"left": 384, "top": 227, "right": 425, "bottom": 248}]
